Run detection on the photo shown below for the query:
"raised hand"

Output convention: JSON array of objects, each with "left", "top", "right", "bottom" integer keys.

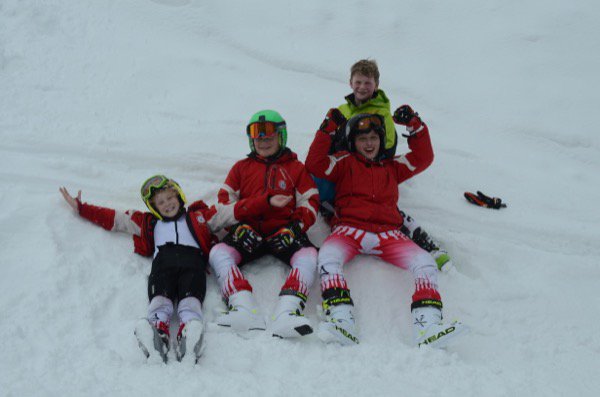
[
  {"left": 59, "top": 187, "right": 81, "bottom": 212},
  {"left": 393, "top": 105, "right": 424, "bottom": 137},
  {"left": 319, "top": 108, "right": 347, "bottom": 135}
]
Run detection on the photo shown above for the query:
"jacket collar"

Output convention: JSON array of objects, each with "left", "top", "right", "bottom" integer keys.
[
  {"left": 344, "top": 89, "right": 390, "bottom": 110},
  {"left": 248, "top": 147, "right": 297, "bottom": 164}
]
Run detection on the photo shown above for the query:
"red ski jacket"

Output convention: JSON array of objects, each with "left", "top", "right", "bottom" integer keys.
[
  {"left": 305, "top": 126, "right": 434, "bottom": 233},
  {"left": 217, "top": 149, "right": 319, "bottom": 236},
  {"left": 77, "top": 200, "right": 219, "bottom": 257}
]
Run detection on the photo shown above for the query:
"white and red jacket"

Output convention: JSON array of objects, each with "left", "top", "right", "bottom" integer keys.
[
  {"left": 217, "top": 149, "right": 319, "bottom": 236},
  {"left": 77, "top": 199, "right": 222, "bottom": 257},
  {"left": 305, "top": 125, "right": 434, "bottom": 233}
]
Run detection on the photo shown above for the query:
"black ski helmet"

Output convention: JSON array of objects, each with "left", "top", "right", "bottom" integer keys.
[{"left": 345, "top": 113, "right": 386, "bottom": 159}]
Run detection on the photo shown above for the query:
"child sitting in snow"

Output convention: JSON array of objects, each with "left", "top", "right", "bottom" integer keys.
[
  {"left": 208, "top": 109, "right": 320, "bottom": 338},
  {"left": 305, "top": 107, "right": 467, "bottom": 347},
  {"left": 60, "top": 175, "right": 230, "bottom": 363},
  {"left": 313, "top": 59, "right": 452, "bottom": 271}
]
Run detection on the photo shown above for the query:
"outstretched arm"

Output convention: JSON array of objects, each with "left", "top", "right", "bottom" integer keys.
[{"left": 59, "top": 186, "right": 144, "bottom": 235}]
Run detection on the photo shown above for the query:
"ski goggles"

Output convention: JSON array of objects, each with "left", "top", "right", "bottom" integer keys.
[
  {"left": 354, "top": 115, "right": 384, "bottom": 133},
  {"left": 141, "top": 174, "right": 172, "bottom": 201},
  {"left": 247, "top": 122, "right": 283, "bottom": 139}
]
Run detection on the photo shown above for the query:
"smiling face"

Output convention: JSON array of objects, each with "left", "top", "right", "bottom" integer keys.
[
  {"left": 350, "top": 73, "right": 378, "bottom": 105},
  {"left": 253, "top": 134, "right": 280, "bottom": 157},
  {"left": 150, "top": 188, "right": 181, "bottom": 219},
  {"left": 354, "top": 130, "right": 381, "bottom": 160}
]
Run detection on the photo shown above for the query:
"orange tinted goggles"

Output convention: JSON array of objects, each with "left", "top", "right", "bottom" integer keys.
[
  {"left": 355, "top": 115, "right": 384, "bottom": 132},
  {"left": 247, "top": 122, "right": 280, "bottom": 139}
]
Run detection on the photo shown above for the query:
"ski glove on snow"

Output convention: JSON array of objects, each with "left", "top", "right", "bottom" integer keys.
[
  {"left": 393, "top": 105, "right": 424, "bottom": 137},
  {"left": 464, "top": 191, "right": 507, "bottom": 209},
  {"left": 319, "top": 108, "right": 347, "bottom": 135}
]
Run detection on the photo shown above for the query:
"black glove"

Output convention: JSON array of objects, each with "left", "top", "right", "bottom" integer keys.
[
  {"left": 393, "top": 105, "right": 416, "bottom": 125},
  {"left": 224, "top": 223, "right": 263, "bottom": 254},
  {"left": 394, "top": 105, "right": 424, "bottom": 138},
  {"left": 464, "top": 191, "right": 507, "bottom": 209},
  {"left": 265, "top": 222, "right": 303, "bottom": 254},
  {"left": 319, "top": 108, "right": 347, "bottom": 135}
]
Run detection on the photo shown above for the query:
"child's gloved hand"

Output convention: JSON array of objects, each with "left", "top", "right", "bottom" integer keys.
[
  {"left": 393, "top": 105, "right": 424, "bottom": 137},
  {"left": 319, "top": 108, "right": 347, "bottom": 135},
  {"left": 265, "top": 222, "right": 303, "bottom": 253},
  {"left": 226, "top": 223, "right": 263, "bottom": 254},
  {"left": 392, "top": 105, "right": 416, "bottom": 125}
]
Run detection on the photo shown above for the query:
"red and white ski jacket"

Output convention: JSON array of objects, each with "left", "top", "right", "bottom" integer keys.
[
  {"left": 77, "top": 199, "right": 222, "bottom": 257},
  {"left": 305, "top": 125, "right": 434, "bottom": 233},
  {"left": 216, "top": 149, "right": 319, "bottom": 236}
]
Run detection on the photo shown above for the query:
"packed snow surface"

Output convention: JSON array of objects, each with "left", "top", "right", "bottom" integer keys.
[{"left": 1, "top": 1, "right": 599, "bottom": 396}]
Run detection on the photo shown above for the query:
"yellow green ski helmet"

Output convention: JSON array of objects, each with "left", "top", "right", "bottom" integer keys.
[{"left": 140, "top": 175, "right": 187, "bottom": 220}]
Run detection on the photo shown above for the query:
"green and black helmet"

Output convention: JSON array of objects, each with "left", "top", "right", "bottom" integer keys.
[{"left": 246, "top": 109, "right": 287, "bottom": 154}]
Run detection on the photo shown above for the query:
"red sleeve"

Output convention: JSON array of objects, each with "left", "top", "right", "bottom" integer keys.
[
  {"left": 188, "top": 200, "right": 209, "bottom": 212},
  {"left": 218, "top": 164, "right": 241, "bottom": 205},
  {"left": 305, "top": 130, "right": 349, "bottom": 182},
  {"left": 78, "top": 202, "right": 116, "bottom": 231},
  {"left": 218, "top": 162, "right": 271, "bottom": 222},
  {"left": 392, "top": 123, "right": 434, "bottom": 183},
  {"left": 291, "top": 165, "right": 319, "bottom": 231},
  {"left": 78, "top": 201, "right": 145, "bottom": 236}
]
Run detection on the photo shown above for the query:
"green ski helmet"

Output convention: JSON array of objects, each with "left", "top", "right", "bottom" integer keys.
[{"left": 246, "top": 109, "right": 287, "bottom": 154}]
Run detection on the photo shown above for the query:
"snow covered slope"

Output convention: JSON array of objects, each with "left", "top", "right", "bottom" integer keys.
[{"left": 1, "top": 0, "right": 599, "bottom": 396}]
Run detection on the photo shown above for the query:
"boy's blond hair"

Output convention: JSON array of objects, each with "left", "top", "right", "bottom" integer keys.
[{"left": 350, "top": 59, "right": 380, "bottom": 84}]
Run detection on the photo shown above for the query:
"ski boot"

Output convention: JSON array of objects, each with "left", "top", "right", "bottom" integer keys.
[
  {"left": 317, "top": 303, "right": 359, "bottom": 346},
  {"left": 271, "top": 295, "right": 313, "bottom": 338},
  {"left": 134, "top": 319, "right": 170, "bottom": 363},
  {"left": 412, "top": 306, "right": 468, "bottom": 348},
  {"left": 216, "top": 290, "right": 266, "bottom": 332},
  {"left": 175, "top": 319, "right": 205, "bottom": 364}
]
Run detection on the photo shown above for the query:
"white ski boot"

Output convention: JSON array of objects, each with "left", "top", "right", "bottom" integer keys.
[
  {"left": 134, "top": 319, "right": 170, "bottom": 363},
  {"left": 175, "top": 319, "right": 205, "bottom": 364},
  {"left": 270, "top": 295, "right": 313, "bottom": 338},
  {"left": 412, "top": 306, "right": 468, "bottom": 348},
  {"left": 216, "top": 290, "right": 266, "bottom": 332},
  {"left": 317, "top": 304, "right": 359, "bottom": 345}
]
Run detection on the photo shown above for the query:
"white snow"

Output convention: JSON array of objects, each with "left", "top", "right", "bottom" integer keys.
[{"left": 1, "top": 0, "right": 599, "bottom": 396}]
